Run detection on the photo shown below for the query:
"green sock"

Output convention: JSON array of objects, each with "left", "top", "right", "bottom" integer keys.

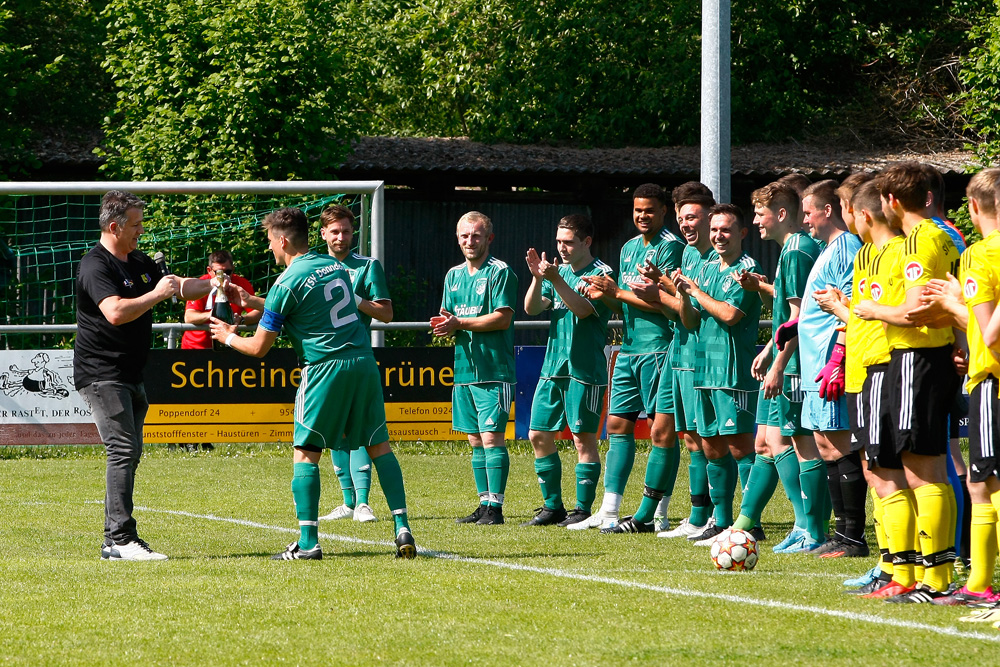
[
  {"left": 733, "top": 455, "right": 778, "bottom": 529},
  {"left": 292, "top": 462, "right": 321, "bottom": 550},
  {"left": 798, "top": 458, "right": 828, "bottom": 541},
  {"left": 736, "top": 452, "right": 755, "bottom": 495},
  {"left": 485, "top": 446, "right": 510, "bottom": 507},
  {"left": 633, "top": 445, "right": 674, "bottom": 523},
  {"left": 330, "top": 449, "right": 355, "bottom": 507},
  {"left": 575, "top": 462, "right": 601, "bottom": 512},
  {"left": 351, "top": 447, "right": 373, "bottom": 506},
  {"left": 774, "top": 447, "right": 806, "bottom": 529},
  {"left": 535, "top": 453, "right": 563, "bottom": 510},
  {"left": 471, "top": 446, "right": 488, "bottom": 503},
  {"left": 372, "top": 451, "right": 409, "bottom": 532},
  {"left": 706, "top": 453, "right": 737, "bottom": 527},
  {"left": 605, "top": 433, "right": 636, "bottom": 496},
  {"left": 688, "top": 449, "right": 713, "bottom": 526}
]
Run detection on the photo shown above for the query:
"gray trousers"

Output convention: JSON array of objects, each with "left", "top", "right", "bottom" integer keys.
[{"left": 79, "top": 381, "right": 149, "bottom": 545}]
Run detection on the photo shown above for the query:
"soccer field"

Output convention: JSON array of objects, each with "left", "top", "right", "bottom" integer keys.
[{"left": 2, "top": 444, "right": 998, "bottom": 665}]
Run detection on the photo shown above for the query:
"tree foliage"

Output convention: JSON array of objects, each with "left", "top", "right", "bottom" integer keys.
[
  {"left": 960, "top": 0, "right": 1000, "bottom": 165},
  {"left": 98, "top": 0, "right": 353, "bottom": 180},
  {"left": 0, "top": 0, "right": 109, "bottom": 176}
]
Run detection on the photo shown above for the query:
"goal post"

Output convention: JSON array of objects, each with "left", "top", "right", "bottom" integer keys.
[{"left": 0, "top": 180, "right": 386, "bottom": 347}]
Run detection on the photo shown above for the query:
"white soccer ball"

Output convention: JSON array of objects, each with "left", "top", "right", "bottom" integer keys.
[{"left": 710, "top": 528, "right": 759, "bottom": 571}]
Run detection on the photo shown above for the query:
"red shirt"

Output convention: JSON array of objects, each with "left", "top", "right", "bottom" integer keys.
[{"left": 180, "top": 273, "right": 256, "bottom": 349}]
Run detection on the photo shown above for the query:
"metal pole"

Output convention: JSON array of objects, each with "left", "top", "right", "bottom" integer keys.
[
  {"left": 701, "top": 0, "right": 732, "bottom": 204},
  {"left": 370, "top": 183, "right": 386, "bottom": 348}
]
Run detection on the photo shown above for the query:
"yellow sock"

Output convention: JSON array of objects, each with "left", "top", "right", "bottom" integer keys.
[
  {"left": 871, "top": 488, "right": 893, "bottom": 576},
  {"left": 882, "top": 489, "right": 917, "bottom": 587},
  {"left": 993, "top": 488, "right": 1000, "bottom": 552},
  {"left": 968, "top": 503, "right": 999, "bottom": 594},
  {"left": 905, "top": 489, "right": 925, "bottom": 584},
  {"left": 913, "top": 483, "right": 956, "bottom": 593}
]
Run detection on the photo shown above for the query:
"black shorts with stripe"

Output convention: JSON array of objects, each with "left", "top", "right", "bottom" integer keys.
[
  {"left": 858, "top": 364, "right": 900, "bottom": 468},
  {"left": 883, "top": 345, "right": 960, "bottom": 458},
  {"left": 969, "top": 376, "right": 1000, "bottom": 484}
]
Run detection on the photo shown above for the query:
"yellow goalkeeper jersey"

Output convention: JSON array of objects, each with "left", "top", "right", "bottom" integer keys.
[{"left": 846, "top": 242, "right": 890, "bottom": 393}]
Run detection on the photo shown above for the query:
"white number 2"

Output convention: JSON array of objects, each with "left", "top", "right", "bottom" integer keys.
[{"left": 324, "top": 278, "right": 359, "bottom": 328}]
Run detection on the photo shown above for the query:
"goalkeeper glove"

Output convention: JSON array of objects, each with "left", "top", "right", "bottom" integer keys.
[
  {"left": 815, "top": 342, "right": 846, "bottom": 402},
  {"left": 774, "top": 318, "right": 799, "bottom": 351}
]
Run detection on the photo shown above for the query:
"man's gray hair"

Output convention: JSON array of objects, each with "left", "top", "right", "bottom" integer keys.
[{"left": 99, "top": 190, "right": 146, "bottom": 232}]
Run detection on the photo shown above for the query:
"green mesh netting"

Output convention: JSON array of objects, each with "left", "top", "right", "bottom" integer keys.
[{"left": 0, "top": 191, "right": 365, "bottom": 349}]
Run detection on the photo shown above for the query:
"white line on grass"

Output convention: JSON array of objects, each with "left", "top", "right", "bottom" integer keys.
[{"left": 136, "top": 505, "right": 1000, "bottom": 644}]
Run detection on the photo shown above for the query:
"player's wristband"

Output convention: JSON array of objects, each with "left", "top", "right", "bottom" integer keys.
[
  {"left": 354, "top": 293, "right": 363, "bottom": 306},
  {"left": 225, "top": 333, "right": 237, "bottom": 348}
]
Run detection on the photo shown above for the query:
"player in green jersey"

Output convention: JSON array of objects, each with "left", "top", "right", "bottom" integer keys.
[
  {"left": 318, "top": 205, "right": 394, "bottom": 524},
  {"left": 433, "top": 211, "right": 518, "bottom": 526},
  {"left": 735, "top": 182, "right": 825, "bottom": 553},
  {"left": 210, "top": 208, "right": 415, "bottom": 560},
  {"left": 627, "top": 182, "right": 722, "bottom": 536},
  {"left": 522, "top": 214, "right": 615, "bottom": 527},
  {"left": 579, "top": 184, "right": 685, "bottom": 533},
  {"left": 674, "top": 204, "right": 763, "bottom": 544}
]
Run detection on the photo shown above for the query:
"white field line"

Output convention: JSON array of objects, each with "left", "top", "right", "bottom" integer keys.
[{"left": 135, "top": 505, "right": 1000, "bottom": 644}]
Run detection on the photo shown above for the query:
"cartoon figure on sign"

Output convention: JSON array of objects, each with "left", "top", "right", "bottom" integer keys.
[{"left": 0, "top": 353, "right": 71, "bottom": 398}]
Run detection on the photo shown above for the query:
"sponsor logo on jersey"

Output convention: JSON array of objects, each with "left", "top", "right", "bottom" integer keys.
[
  {"left": 869, "top": 281, "right": 883, "bottom": 301},
  {"left": 858, "top": 277, "right": 866, "bottom": 296},
  {"left": 123, "top": 278, "right": 134, "bottom": 288},
  {"left": 475, "top": 278, "right": 487, "bottom": 295},
  {"left": 485, "top": 417, "right": 495, "bottom": 426},
  {"left": 141, "top": 273, "right": 151, "bottom": 284},
  {"left": 725, "top": 419, "right": 735, "bottom": 427},
  {"left": 904, "top": 261, "right": 923, "bottom": 281},
  {"left": 965, "top": 277, "right": 978, "bottom": 300}
]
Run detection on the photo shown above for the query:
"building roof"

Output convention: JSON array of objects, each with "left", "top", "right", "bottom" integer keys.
[
  {"left": 339, "top": 136, "right": 979, "bottom": 181},
  {"left": 28, "top": 133, "right": 979, "bottom": 183}
]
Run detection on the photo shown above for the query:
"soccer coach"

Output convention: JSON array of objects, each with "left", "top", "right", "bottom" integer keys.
[{"left": 75, "top": 190, "right": 215, "bottom": 561}]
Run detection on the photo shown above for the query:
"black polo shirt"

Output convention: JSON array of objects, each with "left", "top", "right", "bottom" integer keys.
[{"left": 73, "top": 243, "right": 160, "bottom": 390}]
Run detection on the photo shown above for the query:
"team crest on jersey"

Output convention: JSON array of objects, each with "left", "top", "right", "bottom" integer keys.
[
  {"left": 965, "top": 277, "right": 978, "bottom": 299},
  {"left": 869, "top": 281, "right": 883, "bottom": 301},
  {"left": 123, "top": 278, "right": 134, "bottom": 288},
  {"left": 140, "top": 273, "right": 151, "bottom": 284},
  {"left": 858, "top": 277, "right": 867, "bottom": 297},
  {"left": 475, "top": 278, "right": 487, "bottom": 295},
  {"left": 904, "top": 261, "right": 923, "bottom": 281}
]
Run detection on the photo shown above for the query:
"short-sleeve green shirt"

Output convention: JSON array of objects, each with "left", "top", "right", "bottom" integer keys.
[
  {"left": 260, "top": 252, "right": 372, "bottom": 364},
  {"left": 693, "top": 253, "right": 763, "bottom": 391},
  {"left": 771, "top": 231, "right": 821, "bottom": 377},
  {"left": 539, "top": 258, "right": 615, "bottom": 385},
  {"left": 618, "top": 228, "right": 685, "bottom": 354},
  {"left": 441, "top": 255, "right": 518, "bottom": 385},
  {"left": 338, "top": 252, "right": 391, "bottom": 331},
  {"left": 671, "top": 244, "right": 717, "bottom": 371}
]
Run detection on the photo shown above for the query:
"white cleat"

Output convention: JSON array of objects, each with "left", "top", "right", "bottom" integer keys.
[
  {"left": 657, "top": 517, "right": 709, "bottom": 539},
  {"left": 319, "top": 504, "right": 355, "bottom": 521},
  {"left": 353, "top": 503, "right": 377, "bottom": 523},
  {"left": 102, "top": 539, "right": 168, "bottom": 561},
  {"left": 567, "top": 511, "right": 617, "bottom": 531},
  {"left": 653, "top": 515, "right": 670, "bottom": 532}
]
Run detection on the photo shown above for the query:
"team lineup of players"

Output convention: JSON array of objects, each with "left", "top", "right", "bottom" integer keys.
[{"left": 426, "top": 162, "right": 1000, "bottom": 607}]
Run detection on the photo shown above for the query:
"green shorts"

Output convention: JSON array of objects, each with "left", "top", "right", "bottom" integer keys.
[
  {"left": 695, "top": 388, "right": 757, "bottom": 438},
  {"left": 529, "top": 377, "right": 606, "bottom": 434},
  {"left": 452, "top": 382, "right": 513, "bottom": 434},
  {"left": 755, "top": 373, "right": 810, "bottom": 437},
  {"left": 671, "top": 368, "right": 699, "bottom": 432},
  {"left": 295, "top": 354, "right": 389, "bottom": 451},
  {"left": 609, "top": 352, "right": 667, "bottom": 418}
]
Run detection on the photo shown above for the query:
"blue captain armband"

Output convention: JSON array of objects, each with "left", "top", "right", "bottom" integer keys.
[{"left": 259, "top": 308, "right": 285, "bottom": 333}]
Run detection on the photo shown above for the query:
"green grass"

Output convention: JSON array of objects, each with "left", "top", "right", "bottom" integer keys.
[{"left": 2, "top": 443, "right": 998, "bottom": 665}]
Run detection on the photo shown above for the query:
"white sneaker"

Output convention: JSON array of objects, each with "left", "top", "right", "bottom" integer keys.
[
  {"left": 102, "top": 539, "right": 168, "bottom": 561},
  {"left": 353, "top": 503, "right": 377, "bottom": 523},
  {"left": 320, "top": 504, "right": 355, "bottom": 521},
  {"left": 653, "top": 515, "right": 670, "bottom": 532},
  {"left": 657, "top": 517, "right": 708, "bottom": 539},
  {"left": 566, "top": 511, "right": 617, "bottom": 531}
]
